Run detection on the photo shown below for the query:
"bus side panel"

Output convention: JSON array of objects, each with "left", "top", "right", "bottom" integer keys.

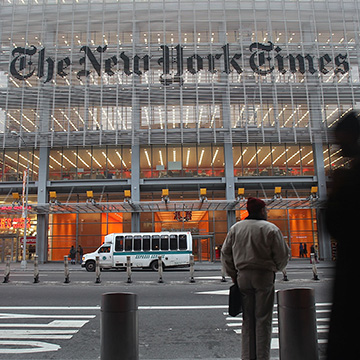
[
  {"left": 113, "top": 253, "right": 127, "bottom": 268},
  {"left": 133, "top": 253, "right": 159, "bottom": 268},
  {"left": 113, "top": 253, "right": 159, "bottom": 268}
]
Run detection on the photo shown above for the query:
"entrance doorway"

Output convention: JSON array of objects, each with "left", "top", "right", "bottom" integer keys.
[
  {"left": 0, "top": 236, "right": 18, "bottom": 262},
  {"left": 192, "top": 234, "right": 215, "bottom": 262}
]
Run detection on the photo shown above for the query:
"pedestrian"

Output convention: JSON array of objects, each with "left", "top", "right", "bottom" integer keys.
[
  {"left": 303, "top": 243, "right": 308, "bottom": 258},
  {"left": 221, "top": 197, "right": 289, "bottom": 360},
  {"left": 77, "top": 245, "right": 83, "bottom": 264},
  {"left": 299, "top": 243, "right": 304, "bottom": 258},
  {"left": 69, "top": 245, "right": 76, "bottom": 265},
  {"left": 314, "top": 245, "right": 319, "bottom": 263},
  {"left": 325, "top": 111, "right": 360, "bottom": 360},
  {"left": 310, "top": 244, "right": 315, "bottom": 263}
]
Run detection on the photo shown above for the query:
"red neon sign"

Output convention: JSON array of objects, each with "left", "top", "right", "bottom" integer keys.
[{"left": 0, "top": 218, "right": 31, "bottom": 229}]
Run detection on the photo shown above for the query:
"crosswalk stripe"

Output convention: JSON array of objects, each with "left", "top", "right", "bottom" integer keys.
[
  {"left": 0, "top": 341, "right": 61, "bottom": 354},
  {"left": 0, "top": 320, "right": 90, "bottom": 328},
  {"left": 0, "top": 311, "right": 96, "bottom": 354},
  {"left": 225, "top": 302, "right": 331, "bottom": 350}
]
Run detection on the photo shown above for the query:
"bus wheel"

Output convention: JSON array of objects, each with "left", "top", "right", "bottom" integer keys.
[
  {"left": 85, "top": 260, "right": 96, "bottom": 272},
  {"left": 150, "top": 260, "right": 164, "bottom": 272}
]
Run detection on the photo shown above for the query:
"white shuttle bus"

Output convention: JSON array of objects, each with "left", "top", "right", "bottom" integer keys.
[{"left": 81, "top": 231, "right": 193, "bottom": 272}]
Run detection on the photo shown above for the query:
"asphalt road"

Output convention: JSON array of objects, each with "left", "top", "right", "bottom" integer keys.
[{"left": 0, "top": 264, "right": 334, "bottom": 360}]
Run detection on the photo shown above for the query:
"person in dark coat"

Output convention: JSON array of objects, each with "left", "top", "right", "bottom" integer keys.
[
  {"left": 69, "top": 245, "right": 76, "bottom": 265},
  {"left": 303, "top": 243, "right": 308, "bottom": 258},
  {"left": 325, "top": 110, "right": 360, "bottom": 360},
  {"left": 77, "top": 245, "right": 83, "bottom": 264}
]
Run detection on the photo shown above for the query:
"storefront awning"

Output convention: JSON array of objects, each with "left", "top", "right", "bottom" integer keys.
[{"left": 1, "top": 197, "right": 321, "bottom": 215}]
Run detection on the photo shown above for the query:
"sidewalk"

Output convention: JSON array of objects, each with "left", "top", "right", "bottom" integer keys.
[{"left": 0, "top": 258, "right": 335, "bottom": 272}]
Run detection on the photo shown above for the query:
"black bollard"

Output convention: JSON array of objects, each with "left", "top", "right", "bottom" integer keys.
[
  {"left": 101, "top": 292, "right": 138, "bottom": 360},
  {"left": 277, "top": 288, "right": 318, "bottom": 360}
]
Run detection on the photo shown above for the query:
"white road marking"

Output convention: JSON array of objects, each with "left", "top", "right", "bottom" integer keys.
[
  {"left": 0, "top": 313, "right": 95, "bottom": 319},
  {"left": 225, "top": 302, "right": 332, "bottom": 350},
  {"left": 139, "top": 305, "right": 228, "bottom": 310},
  {"left": 0, "top": 320, "right": 90, "bottom": 328},
  {"left": 195, "top": 276, "right": 230, "bottom": 280},
  {"left": 0, "top": 305, "right": 228, "bottom": 310},
  {"left": 0, "top": 340, "right": 60, "bottom": 354},
  {"left": 0, "top": 309, "right": 96, "bottom": 354},
  {"left": 0, "top": 306, "right": 100, "bottom": 310},
  {"left": 196, "top": 290, "right": 229, "bottom": 295}
]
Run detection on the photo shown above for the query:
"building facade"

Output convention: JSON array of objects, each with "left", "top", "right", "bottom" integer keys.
[{"left": 0, "top": 0, "right": 358, "bottom": 263}]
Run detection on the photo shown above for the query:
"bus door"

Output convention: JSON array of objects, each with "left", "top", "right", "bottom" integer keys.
[{"left": 98, "top": 244, "right": 112, "bottom": 267}]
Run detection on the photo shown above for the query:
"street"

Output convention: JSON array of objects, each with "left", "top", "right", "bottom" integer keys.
[{"left": 0, "top": 261, "right": 335, "bottom": 360}]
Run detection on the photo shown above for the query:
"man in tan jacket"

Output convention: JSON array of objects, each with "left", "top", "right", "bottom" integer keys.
[{"left": 221, "top": 197, "right": 289, "bottom": 360}]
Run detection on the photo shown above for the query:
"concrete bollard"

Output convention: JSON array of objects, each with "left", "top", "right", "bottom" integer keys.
[
  {"left": 157, "top": 255, "right": 163, "bottom": 283},
  {"left": 311, "top": 253, "right": 319, "bottom": 280},
  {"left": 277, "top": 288, "right": 319, "bottom": 360},
  {"left": 126, "top": 256, "right": 132, "bottom": 284},
  {"left": 101, "top": 292, "right": 139, "bottom": 360},
  {"left": 189, "top": 255, "right": 195, "bottom": 283},
  {"left": 33, "top": 255, "right": 40, "bottom": 283},
  {"left": 64, "top": 255, "right": 70, "bottom": 283},
  {"left": 3, "top": 255, "right": 10, "bottom": 283},
  {"left": 95, "top": 256, "right": 101, "bottom": 284}
]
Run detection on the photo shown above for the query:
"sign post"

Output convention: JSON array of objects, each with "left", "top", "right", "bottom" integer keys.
[{"left": 21, "top": 168, "right": 29, "bottom": 270}]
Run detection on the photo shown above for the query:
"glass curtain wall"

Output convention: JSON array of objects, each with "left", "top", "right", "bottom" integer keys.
[
  {"left": 0, "top": 1, "right": 359, "bottom": 146},
  {"left": 48, "top": 212, "right": 131, "bottom": 261},
  {"left": 236, "top": 208, "right": 318, "bottom": 259},
  {"left": 233, "top": 143, "right": 315, "bottom": 176},
  {"left": 48, "top": 146, "right": 131, "bottom": 180},
  {"left": 140, "top": 144, "right": 225, "bottom": 178}
]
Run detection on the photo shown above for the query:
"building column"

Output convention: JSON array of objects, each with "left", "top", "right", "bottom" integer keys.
[
  {"left": 309, "top": 85, "right": 331, "bottom": 260},
  {"left": 130, "top": 22, "right": 141, "bottom": 233},
  {"left": 303, "top": 21, "right": 331, "bottom": 260},
  {"left": 36, "top": 147, "right": 49, "bottom": 263},
  {"left": 312, "top": 141, "right": 331, "bottom": 260},
  {"left": 218, "top": 23, "right": 236, "bottom": 231},
  {"left": 36, "top": 92, "right": 51, "bottom": 263},
  {"left": 131, "top": 144, "right": 140, "bottom": 232},
  {"left": 224, "top": 143, "right": 236, "bottom": 230}
]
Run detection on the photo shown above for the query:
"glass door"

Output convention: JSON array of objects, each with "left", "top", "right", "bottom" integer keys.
[
  {"left": 192, "top": 235, "right": 215, "bottom": 262},
  {"left": 0, "top": 237, "right": 17, "bottom": 262}
]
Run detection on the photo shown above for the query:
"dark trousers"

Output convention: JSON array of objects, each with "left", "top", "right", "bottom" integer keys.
[{"left": 237, "top": 270, "right": 275, "bottom": 360}]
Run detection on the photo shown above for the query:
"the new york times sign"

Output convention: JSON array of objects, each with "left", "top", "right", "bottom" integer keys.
[{"left": 10, "top": 41, "right": 349, "bottom": 85}]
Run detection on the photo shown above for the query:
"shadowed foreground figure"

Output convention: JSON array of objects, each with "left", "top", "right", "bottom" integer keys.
[
  {"left": 221, "top": 197, "right": 289, "bottom": 360},
  {"left": 325, "top": 111, "right": 360, "bottom": 360}
]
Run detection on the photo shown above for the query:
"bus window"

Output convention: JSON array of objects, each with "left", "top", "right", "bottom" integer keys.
[
  {"left": 134, "top": 236, "right": 142, "bottom": 251},
  {"left": 152, "top": 235, "right": 160, "bottom": 250},
  {"left": 143, "top": 235, "right": 150, "bottom": 251},
  {"left": 125, "top": 236, "right": 133, "bottom": 251},
  {"left": 170, "top": 235, "right": 178, "bottom": 250},
  {"left": 115, "top": 236, "right": 124, "bottom": 251},
  {"left": 161, "top": 235, "right": 169, "bottom": 250},
  {"left": 179, "top": 234, "right": 187, "bottom": 250}
]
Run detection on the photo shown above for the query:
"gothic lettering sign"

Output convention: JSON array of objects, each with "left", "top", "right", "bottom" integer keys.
[
  {"left": 10, "top": 42, "right": 349, "bottom": 85},
  {"left": 174, "top": 211, "right": 192, "bottom": 222}
]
